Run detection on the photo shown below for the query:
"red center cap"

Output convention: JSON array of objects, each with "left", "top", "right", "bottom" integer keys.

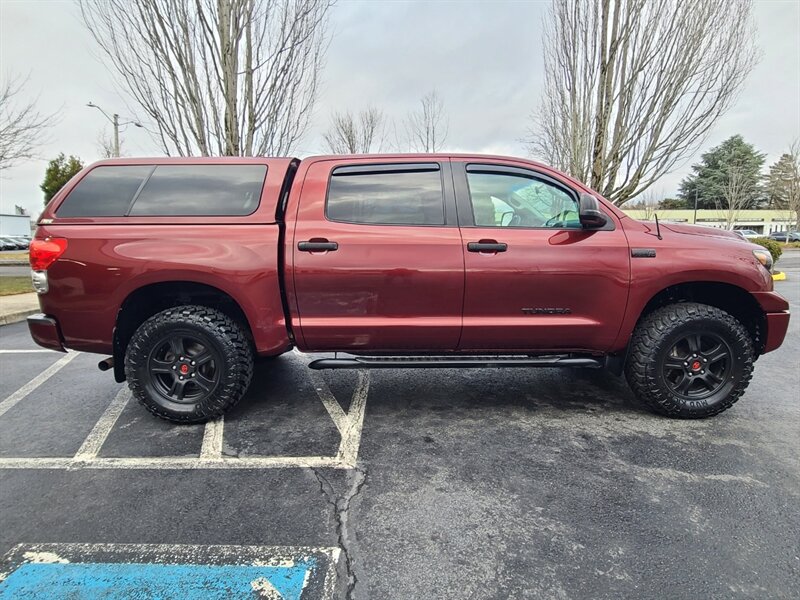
[
  {"left": 692, "top": 361, "right": 701, "bottom": 371},
  {"left": 180, "top": 364, "right": 190, "bottom": 374}
]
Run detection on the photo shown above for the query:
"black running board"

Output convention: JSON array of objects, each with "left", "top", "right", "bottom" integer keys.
[{"left": 308, "top": 355, "right": 603, "bottom": 370}]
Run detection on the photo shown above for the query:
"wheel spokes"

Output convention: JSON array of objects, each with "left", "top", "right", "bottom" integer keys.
[
  {"left": 150, "top": 358, "right": 173, "bottom": 374},
  {"left": 663, "top": 357, "right": 685, "bottom": 371},
  {"left": 674, "top": 374, "right": 693, "bottom": 395},
  {"left": 686, "top": 333, "right": 702, "bottom": 354},
  {"left": 193, "top": 373, "right": 215, "bottom": 393},
  {"left": 168, "top": 336, "right": 185, "bottom": 359},
  {"left": 194, "top": 350, "right": 214, "bottom": 366},
  {"left": 705, "top": 344, "right": 729, "bottom": 365}
]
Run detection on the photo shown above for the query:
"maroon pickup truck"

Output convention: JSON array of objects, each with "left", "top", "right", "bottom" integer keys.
[{"left": 27, "top": 155, "right": 789, "bottom": 422}]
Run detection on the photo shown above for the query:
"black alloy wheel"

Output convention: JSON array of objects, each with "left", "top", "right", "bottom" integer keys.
[
  {"left": 147, "top": 332, "right": 221, "bottom": 404},
  {"left": 661, "top": 332, "right": 733, "bottom": 400}
]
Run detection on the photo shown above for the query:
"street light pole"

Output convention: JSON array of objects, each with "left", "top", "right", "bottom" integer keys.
[
  {"left": 86, "top": 102, "right": 141, "bottom": 157},
  {"left": 113, "top": 114, "right": 120, "bottom": 158}
]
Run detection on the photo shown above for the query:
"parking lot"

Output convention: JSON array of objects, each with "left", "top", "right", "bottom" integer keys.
[{"left": 0, "top": 271, "right": 798, "bottom": 598}]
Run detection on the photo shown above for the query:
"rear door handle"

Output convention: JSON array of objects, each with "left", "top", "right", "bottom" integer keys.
[
  {"left": 298, "top": 240, "right": 338, "bottom": 252},
  {"left": 467, "top": 241, "right": 507, "bottom": 253}
]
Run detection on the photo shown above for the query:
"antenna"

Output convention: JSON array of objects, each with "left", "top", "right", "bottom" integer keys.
[{"left": 654, "top": 214, "right": 662, "bottom": 240}]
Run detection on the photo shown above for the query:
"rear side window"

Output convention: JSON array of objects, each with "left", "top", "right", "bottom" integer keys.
[
  {"left": 56, "top": 166, "right": 151, "bottom": 217},
  {"left": 327, "top": 164, "right": 444, "bottom": 225},
  {"left": 130, "top": 165, "right": 266, "bottom": 216}
]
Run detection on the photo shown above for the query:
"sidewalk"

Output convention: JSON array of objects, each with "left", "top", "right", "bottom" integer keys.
[{"left": 0, "top": 292, "right": 40, "bottom": 326}]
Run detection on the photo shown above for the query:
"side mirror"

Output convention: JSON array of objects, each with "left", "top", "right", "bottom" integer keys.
[{"left": 579, "top": 193, "right": 608, "bottom": 229}]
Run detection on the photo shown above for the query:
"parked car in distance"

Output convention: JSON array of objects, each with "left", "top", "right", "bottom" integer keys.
[
  {"left": 768, "top": 231, "right": 800, "bottom": 243},
  {"left": 734, "top": 229, "right": 762, "bottom": 240},
  {"left": 0, "top": 236, "right": 24, "bottom": 250},
  {"left": 27, "top": 155, "right": 790, "bottom": 423}
]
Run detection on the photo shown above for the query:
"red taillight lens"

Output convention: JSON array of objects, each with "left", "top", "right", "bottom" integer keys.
[{"left": 29, "top": 238, "right": 68, "bottom": 271}]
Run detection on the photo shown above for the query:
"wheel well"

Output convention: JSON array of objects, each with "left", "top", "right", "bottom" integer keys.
[
  {"left": 112, "top": 281, "right": 253, "bottom": 382},
  {"left": 638, "top": 282, "right": 766, "bottom": 355}
]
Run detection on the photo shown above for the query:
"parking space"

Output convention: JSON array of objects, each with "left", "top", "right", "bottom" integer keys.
[{"left": 1, "top": 272, "right": 799, "bottom": 598}]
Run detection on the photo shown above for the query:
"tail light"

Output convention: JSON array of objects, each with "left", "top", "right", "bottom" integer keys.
[{"left": 29, "top": 238, "right": 68, "bottom": 271}]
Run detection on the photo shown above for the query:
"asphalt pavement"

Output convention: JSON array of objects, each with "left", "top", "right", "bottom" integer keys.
[{"left": 0, "top": 272, "right": 798, "bottom": 598}]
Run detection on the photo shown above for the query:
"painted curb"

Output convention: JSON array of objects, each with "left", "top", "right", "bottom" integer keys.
[
  {"left": 772, "top": 271, "right": 787, "bottom": 281},
  {"left": 0, "top": 308, "right": 38, "bottom": 326}
]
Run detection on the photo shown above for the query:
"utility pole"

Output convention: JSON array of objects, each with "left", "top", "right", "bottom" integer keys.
[
  {"left": 86, "top": 102, "right": 141, "bottom": 157},
  {"left": 113, "top": 113, "right": 120, "bottom": 158}
]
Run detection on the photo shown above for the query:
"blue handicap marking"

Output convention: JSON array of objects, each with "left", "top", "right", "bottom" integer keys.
[
  {"left": 0, "top": 544, "right": 340, "bottom": 599},
  {"left": 0, "top": 561, "right": 313, "bottom": 599}
]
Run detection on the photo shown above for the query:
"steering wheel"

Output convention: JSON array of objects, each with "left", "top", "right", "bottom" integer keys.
[
  {"left": 544, "top": 212, "right": 566, "bottom": 228},
  {"left": 545, "top": 208, "right": 579, "bottom": 228}
]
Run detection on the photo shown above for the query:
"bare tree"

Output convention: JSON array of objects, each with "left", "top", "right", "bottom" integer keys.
[
  {"left": 0, "top": 76, "right": 55, "bottom": 171},
  {"left": 405, "top": 90, "right": 448, "bottom": 152},
  {"left": 529, "top": 0, "right": 758, "bottom": 206},
  {"left": 622, "top": 188, "right": 661, "bottom": 220},
  {"left": 80, "top": 0, "right": 332, "bottom": 157},
  {"left": 717, "top": 166, "right": 749, "bottom": 230},
  {"left": 323, "top": 107, "right": 384, "bottom": 154}
]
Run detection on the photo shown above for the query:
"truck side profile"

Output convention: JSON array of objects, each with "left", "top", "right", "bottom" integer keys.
[{"left": 28, "top": 155, "right": 790, "bottom": 422}]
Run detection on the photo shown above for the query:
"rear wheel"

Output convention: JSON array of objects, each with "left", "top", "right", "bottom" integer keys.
[
  {"left": 125, "top": 305, "right": 253, "bottom": 423},
  {"left": 625, "top": 302, "right": 754, "bottom": 418}
]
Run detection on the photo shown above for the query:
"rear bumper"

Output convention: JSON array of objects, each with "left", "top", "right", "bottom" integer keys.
[{"left": 27, "top": 313, "right": 66, "bottom": 352}]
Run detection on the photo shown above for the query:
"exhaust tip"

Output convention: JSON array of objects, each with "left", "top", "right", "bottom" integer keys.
[{"left": 98, "top": 357, "right": 114, "bottom": 371}]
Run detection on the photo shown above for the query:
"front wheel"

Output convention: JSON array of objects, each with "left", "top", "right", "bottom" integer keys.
[
  {"left": 125, "top": 305, "right": 254, "bottom": 423},
  {"left": 625, "top": 302, "right": 754, "bottom": 418}
]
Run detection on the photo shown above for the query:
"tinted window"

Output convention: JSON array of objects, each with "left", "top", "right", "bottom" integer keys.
[
  {"left": 327, "top": 166, "right": 444, "bottom": 225},
  {"left": 467, "top": 171, "right": 579, "bottom": 228},
  {"left": 56, "top": 166, "right": 152, "bottom": 217},
  {"left": 130, "top": 164, "right": 266, "bottom": 216}
]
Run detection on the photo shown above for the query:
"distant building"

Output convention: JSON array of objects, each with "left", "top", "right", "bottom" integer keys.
[
  {"left": 0, "top": 213, "right": 32, "bottom": 237},
  {"left": 622, "top": 209, "right": 796, "bottom": 235}
]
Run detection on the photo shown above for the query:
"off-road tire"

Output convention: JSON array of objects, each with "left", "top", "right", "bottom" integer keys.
[
  {"left": 125, "top": 305, "right": 253, "bottom": 423},
  {"left": 625, "top": 302, "right": 754, "bottom": 418}
]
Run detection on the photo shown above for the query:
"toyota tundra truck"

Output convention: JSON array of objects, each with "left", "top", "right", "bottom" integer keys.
[{"left": 26, "top": 155, "right": 790, "bottom": 422}]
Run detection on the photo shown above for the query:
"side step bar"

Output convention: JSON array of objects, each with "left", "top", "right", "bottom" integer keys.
[{"left": 308, "top": 355, "right": 603, "bottom": 370}]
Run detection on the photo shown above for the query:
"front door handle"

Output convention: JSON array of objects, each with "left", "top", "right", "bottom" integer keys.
[
  {"left": 298, "top": 240, "right": 338, "bottom": 252},
  {"left": 467, "top": 241, "right": 507, "bottom": 253}
]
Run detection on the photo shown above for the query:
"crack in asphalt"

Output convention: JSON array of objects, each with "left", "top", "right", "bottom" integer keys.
[{"left": 313, "top": 465, "right": 368, "bottom": 599}]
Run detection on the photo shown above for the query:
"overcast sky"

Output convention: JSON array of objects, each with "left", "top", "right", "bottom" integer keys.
[{"left": 1, "top": 0, "right": 798, "bottom": 218}]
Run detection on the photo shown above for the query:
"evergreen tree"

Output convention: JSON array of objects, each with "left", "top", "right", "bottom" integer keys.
[
  {"left": 678, "top": 136, "right": 765, "bottom": 209},
  {"left": 41, "top": 154, "right": 84, "bottom": 204}
]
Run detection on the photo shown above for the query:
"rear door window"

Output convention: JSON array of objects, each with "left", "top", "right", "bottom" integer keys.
[
  {"left": 56, "top": 166, "right": 152, "bottom": 217},
  {"left": 130, "top": 164, "right": 266, "bottom": 216},
  {"left": 326, "top": 164, "right": 445, "bottom": 225}
]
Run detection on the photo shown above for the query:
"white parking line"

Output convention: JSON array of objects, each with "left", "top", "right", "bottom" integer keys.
[
  {"left": 0, "top": 351, "right": 78, "bottom": 419},
  {"left": 307, "top": 369, "right": 349, "bottom": 435},
  {"left": 0, "top": 351, "right": 370, "bottom": 470},
  {"left": 73, "top": 388, "right": 131, "bottom": 461},
  {"left": 337, "top": 371, "right": 369, "bottom": 465},
  {"left": 200, "top": 417, "right": 224, "bottom": 460},
  {"left": 0, "top": 455, "right": 349, "bottom": 470}
]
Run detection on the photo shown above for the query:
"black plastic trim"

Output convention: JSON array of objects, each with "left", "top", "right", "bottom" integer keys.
[{"left": 309, "top": 355, "right": 603, "bottom": 370}]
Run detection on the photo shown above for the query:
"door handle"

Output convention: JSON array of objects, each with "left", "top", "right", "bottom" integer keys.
[
  {"left": 298, "top": 240, "right": 338, "bottom": 252},
  {"left": 467, "top": 241, "right": 507, "bottom": 253}
]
